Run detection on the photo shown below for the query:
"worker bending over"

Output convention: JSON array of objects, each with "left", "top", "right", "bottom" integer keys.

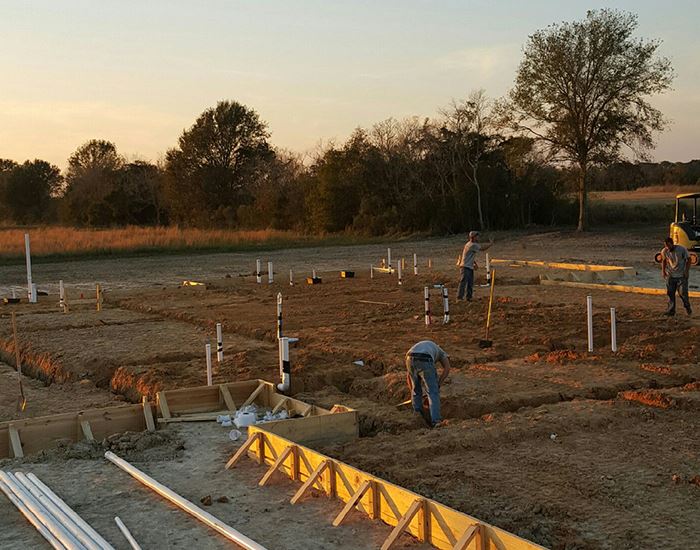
[{"left": 405, "top": 340, "right": 451, "bottom": 427}]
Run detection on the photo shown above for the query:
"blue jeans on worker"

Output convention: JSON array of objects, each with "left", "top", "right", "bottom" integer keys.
[
  {"left": 666, "top": 276, "right": 692, "bottom": 314},
  {"left": 457, "top": 267, "right": 474, "bottom": 300},
  {"left": 406, "top": 353, "right": 441, "bottom": 424}
]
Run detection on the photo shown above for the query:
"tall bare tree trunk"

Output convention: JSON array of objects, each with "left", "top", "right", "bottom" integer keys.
[
  {"left": 473, "top": 165, "right": 485, "bottom": 230},
  {"left": 577, "top": 164, "right": 587, "bottom": 231}
]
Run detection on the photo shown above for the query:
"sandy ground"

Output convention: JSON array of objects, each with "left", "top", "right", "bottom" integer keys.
[
  {"left": 1, "top": 225, "right": 699, "bottom": 549},
  {"left": 0, "top": 423, "right": 428, "bottom": 550}
]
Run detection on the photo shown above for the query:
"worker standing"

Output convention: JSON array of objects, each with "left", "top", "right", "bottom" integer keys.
[
  {"left": 405, "top": 340, "right": 451, "bottom": 428},
  {"left": 457, "top": 231, "right": 493, "bottom": 301},
  {"left": 661, "top": 237, "right": 692, "bottom": 316}
]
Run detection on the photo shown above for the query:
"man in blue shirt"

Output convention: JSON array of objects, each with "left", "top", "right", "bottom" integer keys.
[{"left": 405, "top": 340, "right": 451, "bottom": 427}]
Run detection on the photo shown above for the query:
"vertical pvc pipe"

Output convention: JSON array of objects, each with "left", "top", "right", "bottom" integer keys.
[
  {"left": 276, "top": 293, "right": 282, "bottom": 339},
  {"left": 205, "top": 343, "right": 212, "bottom": 386},
  {"left": 256, "top": 259, "right": 261, "bottom": 284},
  {"left": 387, "top": 248, "right": 392, "bottom": 269},
  {"left": 59, "top": 280, "right": 65, "bottom": 311},
  {"left": 96, "top": 284, "right": 101, "bottom": 312},
  {"left": 370, "top": 266, "right": 374, "bottom": 279},
  {"left": 610, "top": 307, "right": 617, "bottom": 352},
  {"left": 312, "top": 269, "right": 317, "bottom": 279},
  {"left": 289, "top": 269, "right": 293, "bottom": 286},
  {"left": 586, "top": 295, "right": 593, "bottom": 352},
  {"left": 485, "top": 253, "right": 491, "bottom": 284},
  {"left": 397, "top": 261, "right": 402, "bottom": 285},
  {"left": 267, "top": 261, "right": 273, "bottom": 284},
  {"left": 24, "top": 233, "right": 36, "bottom": 303},
  {"left": 31, "top": 284, "right": 38, "bottom": 304},
  {"left": 216, "top": 323, "right": 223, "bottom": 363},
  {"left": 428, "top": 258, "right": 432, "bottom": 269},
  {"left": 442, "top": 286, "right": 449, "bottom": 324},
  {"left": 413, "top": 253, "right": 418, "bottom": 275},
  {"left": 424, "top": 287, "right": 431, "bottom": 325},
  {"left": 277, "top": 336, "right": 290, "bottom": 392}
]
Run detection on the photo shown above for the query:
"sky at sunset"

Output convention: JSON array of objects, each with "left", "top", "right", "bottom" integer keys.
[{"left": 1, "top": 0, "right": 698, "bottom": 168}]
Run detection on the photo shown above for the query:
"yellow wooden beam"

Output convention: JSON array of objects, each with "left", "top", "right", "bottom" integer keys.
[
  {"left": 540, "top": 278, "right": 700, "bottom": 298},
  {"left": 332, "top": 479, "right": 372, "bottom": 526},
  {"left": 259, "top": 445, "right": 295, "bottom": 486},
  {"left": 290, "top": 459, "right": 330, "bottom": 504},
  {"left": 225, "top": 432, "right": 260, "bottom": 470},
  {"left": 381, "top": 498, "right": 423, "bottom": 550}
]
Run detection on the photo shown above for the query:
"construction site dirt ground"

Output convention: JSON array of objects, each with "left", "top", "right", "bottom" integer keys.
[{"left": 1, "top": 225, "right": 699, "bottom": 550}]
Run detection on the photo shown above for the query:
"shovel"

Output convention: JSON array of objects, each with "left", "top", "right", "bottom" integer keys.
[{"left": 478, "top": 269, "right": 496, "bottom": 348}]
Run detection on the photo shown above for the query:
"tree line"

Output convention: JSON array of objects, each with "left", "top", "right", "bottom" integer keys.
[{"left": 0, "top": 10, "right": 680, "bottom": 232}]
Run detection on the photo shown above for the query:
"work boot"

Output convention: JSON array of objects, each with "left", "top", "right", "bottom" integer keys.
[
  {"left": 686, "top": 307, "right": 693, "bottom": 316},
  {"left": 665, "top": 310, "right": 675, "bottom": 317}
]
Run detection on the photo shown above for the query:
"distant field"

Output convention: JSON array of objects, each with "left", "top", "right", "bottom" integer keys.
[
  {"left": 0, "top": 226, "right": 377, "bottom": 264},
  {"left": 591, "top": 188, "right": 700, "bottom": 205}
]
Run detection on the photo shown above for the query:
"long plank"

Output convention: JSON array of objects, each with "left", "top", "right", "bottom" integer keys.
[
  {"left": 381, "top": 499, "right": 422, "bottom": 550},
  {"left": 540, "top": 277, "right": 700, "bottom": 298},
  {"left": 8, "top": 425, "right": 23, "bottom": 458},
  {"left": 332, "top": 479, "right": 371, "bottom": 526}
]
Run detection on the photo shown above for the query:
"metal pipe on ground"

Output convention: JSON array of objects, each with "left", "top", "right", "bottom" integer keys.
[
  {"left": 114, "top": 517, "right": 141, "bottom": 550},
  {"left": 0, "top": 477, "right": 65, "bottom": 550},
  {"left": 104, "top": 452, "right": 267, "bottom": 550},
  {"left": 14, "top": 472, "right": 106, "bottom": 550},
  {"left": 0, "top": 471, "right": 85, "bottom": 550},
  {"left": 26, "top": 473, "right": 112, "bottom": 550}
]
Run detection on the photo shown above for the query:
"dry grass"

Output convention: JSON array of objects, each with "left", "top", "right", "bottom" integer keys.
[{"left": 0, "top": 226, "right": 345, "bottom": 261}]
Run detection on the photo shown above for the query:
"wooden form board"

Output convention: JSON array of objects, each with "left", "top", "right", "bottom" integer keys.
[
  {"left": 492, "top": 259, "right": 635, "bottom": 274},
  {"left": 0, "top": 403, "right": 145, "bottom": 458},
  {"left": 539, "top": 277, "right": 700, "bottom": 298},
  {"left": 246, "top": 427, "right": 545, "bottom": 550}
]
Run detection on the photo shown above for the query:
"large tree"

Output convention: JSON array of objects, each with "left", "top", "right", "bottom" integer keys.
[
  {"left": 64, "top": 139, "right": 124, "bottom": 226},
  {"left": 504, "top": 9, "right": 673, "bottom": 230},
  {"left": 4, "top": 160, "right": 63, "bottom": 223},
  {"left": 165, "top": 100, "right": 272, "bottom": 225}
]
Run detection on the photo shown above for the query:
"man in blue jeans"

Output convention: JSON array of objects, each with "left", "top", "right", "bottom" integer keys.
[
  {"left": 457, "top": 231, "right": 493, "bottom": 301},
  {"left": 405, "top": 340, "right": 451, "bottom": 427},
  {"left": 661, "top": 237, "right": 692, "bottom": 316}
]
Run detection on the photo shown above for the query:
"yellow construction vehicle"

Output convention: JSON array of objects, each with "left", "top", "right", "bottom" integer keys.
[{"left": 655, "top": 192, "right": 700, "bottom": 266}]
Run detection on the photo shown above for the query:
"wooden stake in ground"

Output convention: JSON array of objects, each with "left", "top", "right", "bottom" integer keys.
[
  {"left": 11, "top": 312, "right": 27, "bottom": 412},
  {"left": 479, "top": 269, "right": 496, "bottom": 349}
]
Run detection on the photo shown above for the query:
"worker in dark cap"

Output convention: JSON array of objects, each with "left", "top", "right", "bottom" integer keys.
[{"left": 457, "top": 231, "right": 493, "bottom": 301}]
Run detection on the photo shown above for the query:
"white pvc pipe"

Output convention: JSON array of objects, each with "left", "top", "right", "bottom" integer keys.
[
  {"left": 486, "top": 253, "right": 491, "bottom": 283},
  {"left": 586, "top": 295, "right": 593, "bottom": 352},
  {"left": 114, "top": 517, "right": 141, "bottom": 550},
  {"left": 216, "top": 323, "right": 223, "bottom": 363},
  {"left": 25, "top": 233, "right": 37, "bottom": 303},
  {"left": 0, "top": 471, "right": 84, "bottom": 550},
  {"left": 387, "top": 248, "right": 392, "bottom": 268},
  {"left": 370, "top": 265, "right": 374, "bottom": 279},
  {"left": 397, "top": 260, "right": 402, "bottom": 285},
  {"left": 276, "top": 293, "right": 283, "bottom": 339},
  {"left": 442, "top": 286, "right": 449, "bottom": 324},
  {"left": 15, "top": 472, "right": 104, "bottom": 550},
  {"left": 26, "top": 473, "right": 112, "bottom": 550},
  {"left": 255, "top": 259, "right": 261, "bottom": 284},
  {"left": 267, "top": 261, "right": 273, "bottom": 284},
  {"left": 289, "top": 269, "right": 293, "bottom": 286},
  {"left": 205, "top": 344, "right": 212, "bottom": 386},
  {"left": 104, "top": 452, "right": 267, "bottom": 550},
  {"left": 277, "top": 336, "right": 290, "bottom": 393},
  {"left": 424, "top": 287, "right": 431, "bottom": 326},
  {"left": 59, "top": 280, "right": 65, "bottom": 311},
  {"left": 0, "top": 477, "right": 65, "bottom": 550},
  {"left": 610, "top": 307, "right": 617, "bottom": 352},
  {"left": 413, "top": 253, "right": 418, "bottom": 275}
]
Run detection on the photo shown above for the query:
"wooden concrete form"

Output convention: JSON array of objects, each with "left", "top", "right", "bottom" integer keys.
[
  {"left": 493, "top": 259, "right": 636, "bottom": 283},
  {"left": 539, "top": 278, "right": 700, "bottom": 298},
  {"left": 236, "top": 427, "right": 544, "bottom": 550},
  {"left": 0, "top": 379, "right": 357, "bottom": 459}
]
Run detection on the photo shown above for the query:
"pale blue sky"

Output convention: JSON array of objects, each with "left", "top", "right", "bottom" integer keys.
[{"left": 1, "top": 1, "right": 698, "bottom": 168}]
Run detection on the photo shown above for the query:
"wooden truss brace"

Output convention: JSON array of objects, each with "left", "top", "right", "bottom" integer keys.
[
  {"left": 271, "top": 398, "right": 288, "bottom": 414},
  {"left": 381, "top": 498, "right": 423, "bottom": 550},
  {"left": 258, "top": 445, "right": 296, "bottom": 486},
  {"left": 219, "top": 385, "right": 237, "bottom": 412},
  {"left": 332, "top": 479, "right": 372, "bottom": 526},
  {"left": 142, "top": 396, "right": 156, "bottom": 432},
  {"left": 225, "top": 432, "right": 261, "bottom": 469},
  {"left": 241, "top": 383, "right": 265, "bottom": 408},
  {"left": 452, "top": 523, "right": 483, "bottom": 550},
  {"left": 290, "top": 459, "right": 330, "bottom": 504}
]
